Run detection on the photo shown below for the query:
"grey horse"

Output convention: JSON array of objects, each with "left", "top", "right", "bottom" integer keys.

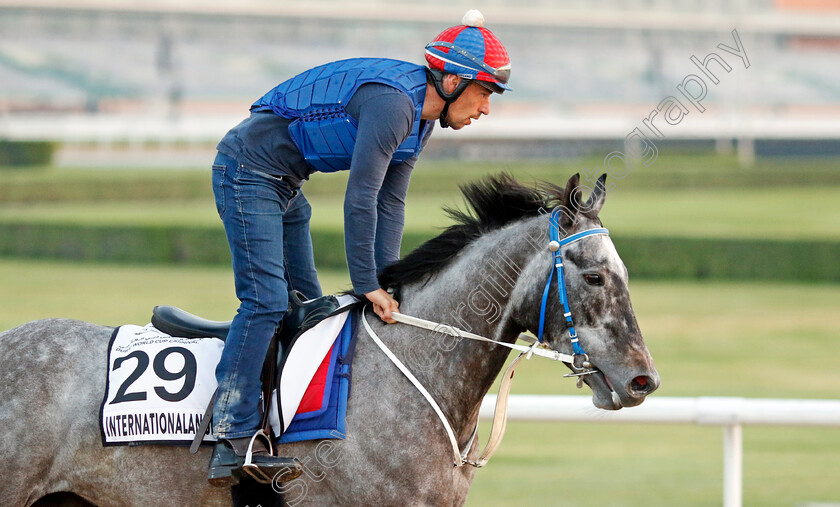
[{"left": 0, "top": 173, "right": 659, "bottom": 506}]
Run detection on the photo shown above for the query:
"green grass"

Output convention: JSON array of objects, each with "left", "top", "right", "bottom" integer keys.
[
  {"left": 601, "top": 186, "right": 840, "bottom": 241},
  {"left": 4, "top": 186, "right": 840, "bottom": 241},
  {"left": 3, "top": 153, "right": 840, "bottom": 243},
  {"left": 502, "top": 279, "right": 840, "bottom": 400},
  {"left": 1, "top": 258, "right": 838, "bottom": 506},
  {"left": 0, "top": 200, "right": 222, "bottom": 228},
  {"left": 413, "top": 153, "right": 840, "bottom": 191},
  {"left": 0, "top": 259, "right": 350, "bottom": 330},
  {"left": 0, "top": 195, "right": 447, "bottom": 232},
  {"left": 2, "top": 154, "right": 840, "bottom": 504},
  {"left": 468, "top": 423, "right": 840, "bottom": 507},
  {"left": 0, "top": 167, "right": 215, "bottom": 203},
  {"left": 472, "top": 278, "right": 840, "bottom": 506},
  {"left": 3, "top": 153, "right": 840, "bottom": 203}
]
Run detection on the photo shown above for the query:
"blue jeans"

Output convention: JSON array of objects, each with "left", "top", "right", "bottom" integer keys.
[{"left": 211, "top": 151, "right": 322, "bottom": 439}]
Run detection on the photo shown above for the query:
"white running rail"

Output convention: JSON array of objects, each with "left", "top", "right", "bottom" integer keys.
[{"left": 479, "top": 395, "right": 840, "bottom": 507}]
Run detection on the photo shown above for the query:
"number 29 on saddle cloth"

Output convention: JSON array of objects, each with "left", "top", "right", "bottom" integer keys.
[{"left": 99, "top": 325, "right": 224, "bottom": 446}]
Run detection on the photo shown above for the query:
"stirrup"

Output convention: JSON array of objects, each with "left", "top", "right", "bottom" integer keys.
[{"left": 242, "top": 429, "right": 274, "bottom": 484}]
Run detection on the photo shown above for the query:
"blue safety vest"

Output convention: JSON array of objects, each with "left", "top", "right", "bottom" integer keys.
[{"left": 251, "top": 58, "right": 430, "bottom": 173}]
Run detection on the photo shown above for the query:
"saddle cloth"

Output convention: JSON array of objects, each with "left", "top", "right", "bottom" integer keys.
[
  {"left": 100, "top": 324, "right": 223, "bottom": 445},
  {"left": 100, "top": 303, "right": 358, "bottom": 446}
]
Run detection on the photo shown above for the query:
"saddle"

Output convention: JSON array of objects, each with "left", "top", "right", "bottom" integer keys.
[
  {"left": 151, "top": 306, "right": 230, "bottom": 340},
  {"left": 150, "top": 291, "right": 343, "bottom": 452}
]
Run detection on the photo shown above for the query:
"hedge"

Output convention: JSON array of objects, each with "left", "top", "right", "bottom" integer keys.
[
  {"left": 1, "top": 221, "right": 838, "bottom": 282},
  {"left": 0, "top": 140, "right": 56, "bottom": 166},
  {"left": 0, "top": 223, "right": 230, "bottom": 265},
  {"left": 611, "top": 236, "right": 840, "bottom": 282}
]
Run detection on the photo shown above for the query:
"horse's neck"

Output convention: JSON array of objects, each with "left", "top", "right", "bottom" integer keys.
[{"left": 397, "top": 218, "right": 546, "bottom": 436}]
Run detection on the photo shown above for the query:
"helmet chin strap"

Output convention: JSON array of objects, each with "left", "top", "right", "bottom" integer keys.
[{"left": 426, "top": 68, "right": 471, "bottom": 128}]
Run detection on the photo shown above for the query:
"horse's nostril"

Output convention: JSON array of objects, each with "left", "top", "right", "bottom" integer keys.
[{"left": 629, "top": 375, "right": 656, "bottom": 395}]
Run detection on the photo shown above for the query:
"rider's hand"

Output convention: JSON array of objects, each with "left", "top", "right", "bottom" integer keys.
[{"left": 365, "top": 288, "right": 399, "bottom": 324}]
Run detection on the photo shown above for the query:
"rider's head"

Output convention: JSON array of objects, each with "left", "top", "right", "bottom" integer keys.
[{"left": 425, "top": 10, "right": 511, "bottom": 128}]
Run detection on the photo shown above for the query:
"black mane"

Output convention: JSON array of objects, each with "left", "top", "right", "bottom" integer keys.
[{"left": 378, "top": 173, "right": 565, "bottom": 292}]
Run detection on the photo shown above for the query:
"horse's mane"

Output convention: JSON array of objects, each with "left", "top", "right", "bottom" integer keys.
[{"left": 378, "top": 172, "right": 565, "bottom": 292}]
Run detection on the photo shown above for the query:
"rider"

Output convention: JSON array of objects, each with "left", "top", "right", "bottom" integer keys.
[{"left": 208, "top": 10, "right": 511, "bottom": 485}]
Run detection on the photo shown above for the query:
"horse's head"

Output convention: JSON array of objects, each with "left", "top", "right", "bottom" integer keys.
[
  {"left": 379, "top": 172, "right": 658, "bottom": 410},
  {"left": 520, "top": 173, "right": 659, "bottom": 410}
]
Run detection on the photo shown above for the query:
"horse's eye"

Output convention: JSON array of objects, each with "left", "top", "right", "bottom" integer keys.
[{"left": 583, "top": 273, "right": 604, "bottom": 286}]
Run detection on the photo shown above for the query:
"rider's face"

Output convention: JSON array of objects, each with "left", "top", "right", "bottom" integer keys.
[{"left": 445, "top": 81, "right": 493, "bottom": 130}]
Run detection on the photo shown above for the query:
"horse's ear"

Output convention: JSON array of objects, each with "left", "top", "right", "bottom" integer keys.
[
  {"left": 560, "top": 173, "right": 582, "bottom": 228},
  {"left": 582, "top": 173, "right": 608, "bottom": 218}
]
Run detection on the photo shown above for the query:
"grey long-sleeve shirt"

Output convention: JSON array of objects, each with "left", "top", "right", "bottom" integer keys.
[{"left": 217, "top": 83, "right": 433, "bottom": 294}]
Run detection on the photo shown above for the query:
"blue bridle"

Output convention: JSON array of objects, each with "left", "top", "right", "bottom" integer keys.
[{"left": 537, "top": 208, "right": 610, "bottom": 366}]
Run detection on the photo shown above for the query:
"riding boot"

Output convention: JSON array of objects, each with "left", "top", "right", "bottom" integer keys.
[{"left": 208, "top": 435, "right": 302, "bottom": 487}]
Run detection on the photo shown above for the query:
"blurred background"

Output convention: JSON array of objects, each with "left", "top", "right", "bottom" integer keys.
[
  {"left": 1, "top": 1, "right": 839, "bottom": 506},
  {"left": 2, "top": 0, "right": 840, "bottom": 165}
]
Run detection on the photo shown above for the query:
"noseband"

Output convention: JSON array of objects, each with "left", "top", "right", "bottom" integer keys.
[{"left": 538, "top": 208, "right": 610, "bottom": 381}]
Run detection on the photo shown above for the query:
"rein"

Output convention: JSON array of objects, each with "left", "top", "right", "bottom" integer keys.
[{"left": 364, "top": 214, "right": 611, "bottom": 468}]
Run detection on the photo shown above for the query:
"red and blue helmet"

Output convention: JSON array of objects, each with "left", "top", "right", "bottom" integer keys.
[{"left": 425, "top": 10, "right": 511, "bottom": 94}]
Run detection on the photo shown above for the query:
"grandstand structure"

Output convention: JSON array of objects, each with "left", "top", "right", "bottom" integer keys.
[{"left": 1, "top": 0, "right": 839, "bottom": 163}]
